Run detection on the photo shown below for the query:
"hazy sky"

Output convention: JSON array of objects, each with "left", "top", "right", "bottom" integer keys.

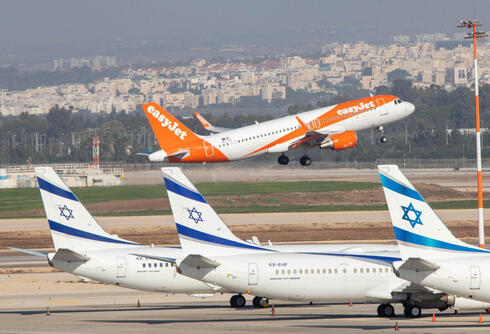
[{"left": 1, "top": 0, "right": 489, "bottom": 63}]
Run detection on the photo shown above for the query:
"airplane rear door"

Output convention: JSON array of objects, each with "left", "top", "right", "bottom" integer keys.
[
  {"left": 203, "top": 140, "right": 215, "bottom": 157},
  {"left": 248, "top": 263, "right": 258, "bottom": 285},
  {"left": 117, "top": 257, "right": 127, "bottom": 278},
  {"left": 470, "top": 266, "right": 481, "bottom": 290}
]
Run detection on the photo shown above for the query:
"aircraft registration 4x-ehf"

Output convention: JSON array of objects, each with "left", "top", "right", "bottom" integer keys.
[{"left": 141, "top": 95, "right": 414, "bottom": 165}]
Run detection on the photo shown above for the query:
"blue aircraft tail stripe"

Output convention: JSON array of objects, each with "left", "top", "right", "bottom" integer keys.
[
  {"left": 48, "top": 220, "right": 139, "bottom": 245},
  {"left": 176, "top": 223, "right": 271, "bottom": 251},
  {"left": 164, "top": 177, "right": 207, "bottom": 203},
  {"left": 380, "top": 174, "right": 425, "bottom": 202},
  {"left": 37, "top": 177, "right": 79, "bottom": 202},
  {"left": 394, "top": 226, "right": 489, "bottom": 253}
]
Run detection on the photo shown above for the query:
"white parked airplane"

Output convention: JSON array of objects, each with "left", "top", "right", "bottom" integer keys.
[
  {"left": 155, "top": 167, "right": 490, "bottom": 317},
  {"left": 379, "top": 164, "right": 490, "bottom": 304},
  {"left": 141, "top": 95, "right": 414, "bottom": 166},
  {"left": 11, "top": 167, "right": 402, "bottom": 308}
]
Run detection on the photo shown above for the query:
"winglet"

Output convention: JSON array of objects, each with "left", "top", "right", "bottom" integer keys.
[{"left": 295, "top": 116, "right": 309, "bottom": 132}]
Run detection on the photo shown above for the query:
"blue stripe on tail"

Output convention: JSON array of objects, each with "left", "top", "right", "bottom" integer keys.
[
  {"left": 164, "top": 177, "right": 207, "bottom": 203},
  {"left": 49, "top": 220, "right": 139, "bottom": 245},
  {"left": 379, "top": 174, "right": 425, "bottom": 202},
  {"left": 394, "top": 226, "right": 489, "bottom": 253},
  {"left": 37, "top": 177, "right": 79, "bottom": 202},
  {"left": 176, "top": 223, "right": 270, "bottom": 251}
]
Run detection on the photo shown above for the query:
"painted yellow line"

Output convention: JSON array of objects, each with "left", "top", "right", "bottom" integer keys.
[
  {"left": 8, "top": 276, "right": 38, "bottom": 280},
  {"left": 48, "top": 300, "right": 80, "bottom": 304}
]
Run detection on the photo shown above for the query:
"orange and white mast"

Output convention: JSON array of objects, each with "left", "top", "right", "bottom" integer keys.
[{"left": 457, "top": 19, "right": 488, "bottom": 247}]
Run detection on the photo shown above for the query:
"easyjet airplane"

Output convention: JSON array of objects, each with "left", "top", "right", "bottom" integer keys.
[{"left": 141, "top": 95, "right": 414, "bottom": 166}]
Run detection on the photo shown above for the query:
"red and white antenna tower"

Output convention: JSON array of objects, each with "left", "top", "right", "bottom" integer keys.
[{"left": 457, "top": 19, "right": 488, "bottom": 248}]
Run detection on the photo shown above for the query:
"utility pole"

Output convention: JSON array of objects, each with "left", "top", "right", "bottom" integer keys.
[
  {"left": 445, "top": 120, "right": 449, "bottom": 145},
  {"left": 457, "top": 18, "right": 487, "bottom": 248}
]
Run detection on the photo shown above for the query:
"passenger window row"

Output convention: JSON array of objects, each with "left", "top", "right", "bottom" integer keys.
[
  {"left": 274, "top": 267, "right": 391, "bottom": 275},
  {"left": 142, "top": 262, "right": 169, "bottom": 268}
]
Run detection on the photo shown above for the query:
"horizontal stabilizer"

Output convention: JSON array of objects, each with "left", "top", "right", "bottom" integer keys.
[
  {"left": 52, "top": 248, "right": 90, "bottom": 262},
  {"left": 181, "top": 254, "right": 220, "bottom": 269},
  {"left": 8, "top": 247, "right": 48, "bottom": 258},
  {"left": 397, "top": 257, "right": 440, "bottom": 273},
  {"left": 130, "top": 253, "right": 176, "bottom": 264}
]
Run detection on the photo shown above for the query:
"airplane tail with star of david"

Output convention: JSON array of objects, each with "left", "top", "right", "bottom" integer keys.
[
  {"left": 161, "top": 167, "right": 271, "bottom": 257},
  {"left": 378, "top": 165, "right": 485, "bottom": 260},
  {"left": 35, "top": 167, "right": 139, "bottom": 252}
]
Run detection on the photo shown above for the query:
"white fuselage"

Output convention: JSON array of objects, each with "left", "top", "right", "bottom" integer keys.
[
  {"left": 396, "top": 255, "right": 490, "bottom": 303},
  {"left": 49, "top": 243, "right": 400, "bottom": 295},
  {"left": 179, "top": 251, "right": 408, "bottom": 303},
  {"left": 202, "top": 99, "right": 413, "bottom": 160}
]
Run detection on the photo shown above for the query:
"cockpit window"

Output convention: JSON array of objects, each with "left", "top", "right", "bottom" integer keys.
[{"left": 394, "top": 99, "right": 402, "bottom": 104}]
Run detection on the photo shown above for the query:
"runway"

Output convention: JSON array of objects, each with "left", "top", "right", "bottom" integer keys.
[
  {"left": 0, "top": 273, "right": 489, "bottom": 333},
  {"left": 1, "top": 208, "right": 488, "bottom": 231}
]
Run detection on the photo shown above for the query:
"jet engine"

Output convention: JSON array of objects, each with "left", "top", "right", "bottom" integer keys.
[{"left": 320, "top": 131, "right": 357, "bottom": 150}]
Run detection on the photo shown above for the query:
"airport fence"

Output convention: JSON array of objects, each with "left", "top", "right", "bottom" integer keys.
[{"left": 2, "top": 159, "right": 490, "bottom": 172}]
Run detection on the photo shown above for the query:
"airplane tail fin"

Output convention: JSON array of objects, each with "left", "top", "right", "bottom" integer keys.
[
  {"left": 142, "top": 102, "right": 201, "bottom": 154},
  {"left": 377, "top": 165, "right": 488, "bottom": 260},
  {"left": 35, "top": 167, "right": 139, "bottom": 252},
  {"left": 194, "top": 112, "right": 230, "bottom": 133},
  {"left": 161, "top": 167, "right": 270, "bottom": 257}
]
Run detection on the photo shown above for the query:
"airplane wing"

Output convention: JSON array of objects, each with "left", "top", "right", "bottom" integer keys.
[
  {"left": 180, "top": 254, "right": 220, "bottom": 269},
  {"left": 8, "top": 247, "right": 48, "bottom": 258},
  {"left": 194, "top": 112, "right": 231, "bottom": 133},
  {"left": 396, "top": 258, "right": 440, "bottom": 273},
  {"left": 137, "top": 149, "right": 189, "bottom": 162},
  {"left": 52, "top": 248, "right": 90, "bottom": 262},
  {"left": 288, "top": 116, "right": 342, "bottom": 149}
]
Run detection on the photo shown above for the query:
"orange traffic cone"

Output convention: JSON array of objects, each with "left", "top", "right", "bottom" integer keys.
[
  {"left": 479, "top": 313, "right": 483, "bottom": 323},
  {"left": 394, "top": 322, "right": 399, "bottom": 331},
  {"left": 46, "top": 307, "right": 51, "bottom": 316},
  {"left": 432, "top": 312, "right": 436, "bottom": 322},
  {"left": 137, "top": 300, "right": 141, "bottom": 308},
  {"left": 349, "top": 301, "right": 353, "bottom": 307},
  {"left": 271, "top": 304, "right": 275, "bottom": 316}
]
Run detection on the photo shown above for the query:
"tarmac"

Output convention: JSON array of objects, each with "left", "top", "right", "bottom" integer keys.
[{"left": 0, "top": 273, "right": 489, "bottom": 333}]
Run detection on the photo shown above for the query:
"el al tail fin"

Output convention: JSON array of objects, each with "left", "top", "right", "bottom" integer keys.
[
  {"left": 35, "top": 167, "right": 139, "bottom": 251},
  {"left": 378, "top": 165, "right": 487, "bottom": 260},
  {"left": 161, "top": 167, "right": 269, "bottom": 257}
]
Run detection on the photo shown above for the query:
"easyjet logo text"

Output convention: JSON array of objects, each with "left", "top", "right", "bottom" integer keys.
[
  {"left": 337, "top": 101, "right": 375, "bottom": 116},
  {"left": 147, "top": 106, "right": 187, "bottom": 140}
]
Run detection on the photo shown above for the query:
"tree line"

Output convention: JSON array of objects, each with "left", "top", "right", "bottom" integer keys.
[{"left": 0, "top": 80, "right": 489, "bottom": 165}]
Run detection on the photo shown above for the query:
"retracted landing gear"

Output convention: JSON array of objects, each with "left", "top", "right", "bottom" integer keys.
[
  {"left": 277, "top": 154, "right": 290, "bottom": 165},
  {"left": 377, "top": 303, "right": 395, "bottom": 317},
  {"left": 299, "top": 155, "right": 312, "bottom": 166},
  {"left": 230, "top": 294, "right": 246, "bottom": 308},
  {"left": 378, "top": 126, "right": 388, "bottom": 143}
]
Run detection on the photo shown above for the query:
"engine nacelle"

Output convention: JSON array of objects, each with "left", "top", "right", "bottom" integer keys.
[
  {"left": 147, "top": 150, "right": 167, "bottom": 161},
  {"left": 320, "top": 131, "right": 357, "bottom": 150},
  {"left": 444, "top": 295, "right": 490, "bottom": 310}
]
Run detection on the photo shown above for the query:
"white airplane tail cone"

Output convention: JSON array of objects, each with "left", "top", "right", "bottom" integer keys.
[
  {"left": 35, "top": 167, "right": 139, "bottom": 251},
  {"left": 161, "top": 167, "right": 271, "bottom": 257},
  {"left": 378, "top": 165, "right": 488, "bottom": 260}
]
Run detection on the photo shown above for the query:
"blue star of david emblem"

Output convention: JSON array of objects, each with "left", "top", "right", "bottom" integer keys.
[
  {"left": 401, "top": 202, "right": 422, "bottom": 228},
  {"left": 58, "top": 205, "right": 74, "bottom": 221},
  {"left": 187, "top": 207, "right": 203, "bottom": 224}
]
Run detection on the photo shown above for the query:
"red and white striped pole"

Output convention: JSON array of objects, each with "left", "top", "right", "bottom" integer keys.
[{"left": 458, "top": 19, "right": 488, "bottom": 248}]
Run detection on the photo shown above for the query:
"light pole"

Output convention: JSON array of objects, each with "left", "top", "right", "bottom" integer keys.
[{"left": 457, "top": 19, "right": 487, "bottom": 248}]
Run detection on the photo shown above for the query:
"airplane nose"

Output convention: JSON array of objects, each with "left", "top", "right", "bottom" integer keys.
[{"left": 406, "top": 102, "right": 415, "bottom": 115}]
